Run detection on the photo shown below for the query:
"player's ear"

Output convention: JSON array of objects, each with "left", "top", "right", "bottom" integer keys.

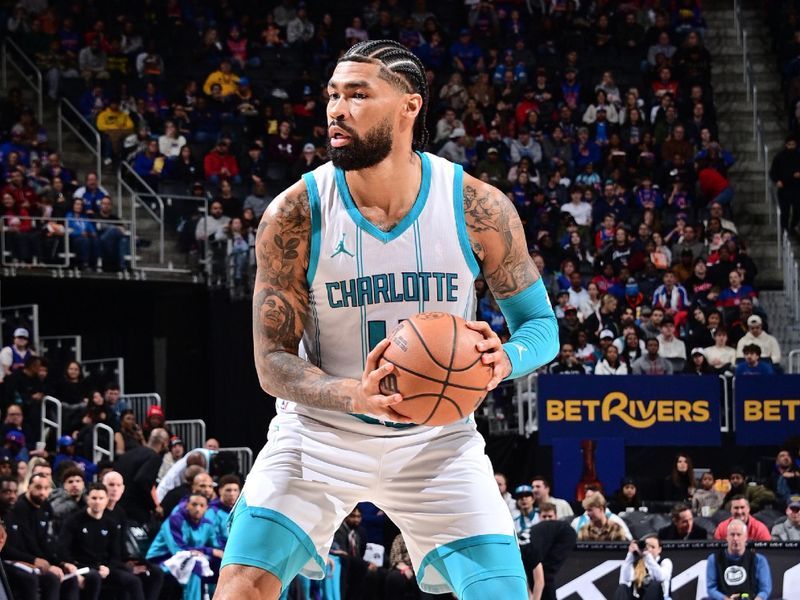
[{"left": 403, "top": 93, "right": 423, "bottom": 121}]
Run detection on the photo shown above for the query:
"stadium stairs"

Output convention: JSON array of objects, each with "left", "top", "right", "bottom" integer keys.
[
  {"left": 1, "top": 68, "right": 196, "bottom": 282},
  {"left": 705, "top": 1, "right": 800, "bottom": 368}
]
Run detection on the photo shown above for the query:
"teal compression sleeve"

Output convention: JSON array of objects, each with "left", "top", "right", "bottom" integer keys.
[{"left": 495, "top": 278, "right": 559, "bottom": 380}]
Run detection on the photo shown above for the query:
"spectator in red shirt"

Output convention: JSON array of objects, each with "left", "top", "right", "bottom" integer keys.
[
  {"left": 203, "top": 139, "right": 241, "bottom": 185},
  {"left": 714, "top": 496, "right": 771, "bottom": 542},
  {"left": 697, "top": 160, "right": 734, "bottom": 208},
  {"left": 2, "top": 191, "right": 39, "bottom": 263},
  {"left": 1, "top": 169, "right": 39, "bottom": 214},
  {"left": 652, "top": 66, "right": 679, "bottom": 99}
]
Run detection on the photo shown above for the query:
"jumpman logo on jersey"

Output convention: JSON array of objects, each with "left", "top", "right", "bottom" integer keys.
[{"left": 330, "top": 233, "right": 354, "bottom": 258}]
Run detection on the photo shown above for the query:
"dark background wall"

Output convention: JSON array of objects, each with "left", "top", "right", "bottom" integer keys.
[{"left": 2, "top": 276, "right": 783, "bottom": 495}]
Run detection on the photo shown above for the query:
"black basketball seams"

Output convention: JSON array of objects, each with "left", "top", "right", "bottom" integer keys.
[
  {"left": 405, "top": 318, "right": 452, "bottom": 371},
  {"left": 418, "top": 394, "right": 464, "bottom": 425},
  {"left": 384, "top": 359, "right": 487, "bottom": 391}
]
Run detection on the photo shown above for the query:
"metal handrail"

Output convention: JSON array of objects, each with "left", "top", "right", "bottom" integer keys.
[
  {"left": 789, "top": 349, "right": 800, "bottom": 374},
  {"left": 92, "top": 423, "right": 115, "bottom": 464},
  {"left": 120, "top": 392, "right": 162, "bottom": 425},
  {"left": 1, "top": 38, "right": 43, "bottom": 122},
  {"left": 41, "top": 395, "right": 62, "bottom": 445},
  {"left": 40, "top": 334, "right": 83, "bottom": 363},
  {"left": 0, "top": 303, "right": 40, "bottom": 351},
  {"left": 58, "top": 98, "right": 102, "bottom": 186},
  {"left": 117, "top": 161, "right": 165, "bottom": 264},
  {"left": 0, "top": 214, "right": 135, "bottom": 270},
  {"left": 165, "top": 419, "right": 206, "bottom": 451},
  {"left": 82, "top": 357, "right": 125, "bottom": 393},
  {"left": 219, "top": 446, "right": 254, "bottom": 476}
]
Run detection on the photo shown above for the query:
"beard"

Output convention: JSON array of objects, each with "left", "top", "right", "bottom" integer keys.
[{"left": 327, "top": 118, "right": 393, "bottom": 171}]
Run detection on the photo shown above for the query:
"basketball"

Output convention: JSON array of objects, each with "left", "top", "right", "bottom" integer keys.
[{"left": 378, "top": 312, "right": 493, "bottom": 426}]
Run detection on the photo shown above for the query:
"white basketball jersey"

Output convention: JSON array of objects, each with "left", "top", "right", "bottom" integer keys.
[{"left": 281, "top": 152, "right": 480, "bottom": 426}]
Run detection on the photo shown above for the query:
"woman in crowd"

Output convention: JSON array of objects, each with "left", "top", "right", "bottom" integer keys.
[
  {"left": 664, "top": 453, "right": 696, "bottom": 502},
  {"left": 609, "top": 477, "right": 641, "bottom": 513},
  {"left": 114, "top": 409, "right": 145, "bottom": 456},
  {"left": 615, "top": 535, "right": 672, "bottom": 600}
]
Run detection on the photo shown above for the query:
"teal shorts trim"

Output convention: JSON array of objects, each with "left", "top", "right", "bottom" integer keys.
[
  {"left": 221, "top": 498, "right": 326, "bottom": 590},
  {"left": 416, "top": 533, "right": 526, "bottom": 596}
]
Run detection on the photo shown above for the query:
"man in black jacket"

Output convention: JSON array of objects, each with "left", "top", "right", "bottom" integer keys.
[
  {"left": 102, "top": 471, "right": 164, "bottom": 600},
  {"left": 522, "top": 515, "right": 577, "bottom": 600},
  {"left": 3, "top": 473, "right": 79, "bottom": 600},
  {"left": 657, "top": 502, "right": 709, "bottom": 541},
  {"left": 60, "top": 483, "right": 145, "bottom": 600},
  {"left": 769, "top": 135, "right": 800, "bottom": 236},
  {"left": 113, "top": 428, "right": 168, "bottom": 522}
]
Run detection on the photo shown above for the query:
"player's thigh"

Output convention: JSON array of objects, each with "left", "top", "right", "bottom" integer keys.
[
  {"left": 216, "top": 564, "right": 282, "bottom": 600},
  {"left": 224, "top": 414, "right": 374, "bottom": 586},
  {"left": 378, "top": 423, "right": 524, "bottom": 596}
]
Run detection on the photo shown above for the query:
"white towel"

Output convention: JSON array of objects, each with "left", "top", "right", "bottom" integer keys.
[{"left": 163, "top": 551, "right": 214, "bottom": 584}]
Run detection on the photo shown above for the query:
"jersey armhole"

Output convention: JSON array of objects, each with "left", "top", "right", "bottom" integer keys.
[
  {"left": 452, "top": 164, "right": 481, "bottom": 278},
  {"left": 302, "top": 172, "right": 322, "bottom": 287}
]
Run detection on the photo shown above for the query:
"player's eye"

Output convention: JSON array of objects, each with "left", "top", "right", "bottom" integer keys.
[
  {"left": 328, "top": 93, "right": 339, "bottom": 101},
  {"left": 353, "top": 92, "right": 367, "bottom": 99}
]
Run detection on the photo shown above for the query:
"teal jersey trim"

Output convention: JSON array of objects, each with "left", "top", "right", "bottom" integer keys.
[
  {"left": 348, "top": 412, "right": 417, "bottom": 429},
  {"left": 334, "top": 152, "right": 432, "bottom": 243},
  {"left": 412, "top": 220, "right": 424, "bottom": 313},
  {"left": 301, "top": 172, "right": 322, "bottom": 287},
  {"left": 222, "top": 498, "right": 326, "bottom": 589},
  {"left": 416, "top": 533, "right": 525, "bottom": 596},
  {"left": 452, "top": 164, "right": 480, "bottom": 278}
]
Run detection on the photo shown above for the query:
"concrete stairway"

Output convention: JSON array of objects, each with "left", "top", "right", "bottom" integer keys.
[
  {"left": 704, "top": 1, "right": 800, "bottom": 366},
  {"left": 704, "top": 2, "right": 786, "bottom": 287},
  {"left": 1, "top": 66, "right": 195, "bottom": 280},
  {"left": 759, "top": 290, "right": 800, "bottom": 370}
]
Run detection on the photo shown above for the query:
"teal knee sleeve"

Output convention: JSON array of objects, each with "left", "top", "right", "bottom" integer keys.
[
  {"left": 222, "top": 499, "right": 325, "bottom": 591},
  {"left": 419, "top": 534, "right": 527, "bottom": 598},
  {"left": 462, "top": 575, "right": 529, "bottom": 599}
]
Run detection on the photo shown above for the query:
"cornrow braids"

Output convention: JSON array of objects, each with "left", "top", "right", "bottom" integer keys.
[{"left": 339, "top": 40, "right": 430, "bottom": 151}]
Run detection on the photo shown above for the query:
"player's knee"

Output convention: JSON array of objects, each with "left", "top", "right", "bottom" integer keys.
[
  {"left": 216, "top": 564, "right": 282, "bottom": 600},
  {"left": 461, "top": 575, "right": 529, "bottom": 600}
]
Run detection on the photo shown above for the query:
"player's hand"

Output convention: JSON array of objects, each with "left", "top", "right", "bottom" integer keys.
[
  {"left": 98, "top": 565, "right": 110, "bottom": 578},
  {"left": 48, "top": 565, "right": 64, "bottom": 580},
  {"left": 352, "top": 339, "right": 413, "bottom": 423},
  {"left": 466, "top": 320, "right": 511, "bottom": 391}
]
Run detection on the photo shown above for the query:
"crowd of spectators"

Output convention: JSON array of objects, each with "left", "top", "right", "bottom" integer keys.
[
  {"left": 0, "top": 0, "right": 796, "bottom": 597},
  {"left": 0, "top": 0, "right": 770, "bottom": 312}
]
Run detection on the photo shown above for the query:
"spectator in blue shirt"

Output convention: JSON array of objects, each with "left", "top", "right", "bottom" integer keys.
[
  {"left": 705, "top": 519, "right": 771, "bottom": 600},
  {"left": 66, "top": 198, "right": 99, "bottom": 269},
  {"left": 449, "top": 28, "right": 483, "bottom": 74},
  {"left": 735, "top": 344, "right": 775, "bottom": 376},
  {"left": 132, "top": 139, "right": 165, "bottom": 187}
]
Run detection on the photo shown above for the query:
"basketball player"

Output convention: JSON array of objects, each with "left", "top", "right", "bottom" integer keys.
[{"left": 216, "top": 40, "right": 559, "bottom": 600}]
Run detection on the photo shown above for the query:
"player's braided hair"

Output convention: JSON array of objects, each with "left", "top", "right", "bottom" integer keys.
[{"left": 339, "top": 40, "right": 430, "bottom": 151}]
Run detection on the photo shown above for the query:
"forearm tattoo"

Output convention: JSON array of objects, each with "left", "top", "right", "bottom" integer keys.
[
  {"left": 253, "top": 188, "right": 355, "bottom": 412},
  {"left": 463, "top": 183, "right": 537, "bottom": 299}
]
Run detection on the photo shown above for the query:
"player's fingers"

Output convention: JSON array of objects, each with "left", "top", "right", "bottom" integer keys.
[
  {"left": 365, "top": 338, "right": 390, "bottom": 371},
  {"left": 366, "top": 361, "right": 394, "bottom": 387},
  {"left": 465, "top": 320, "right": 493, "bottom": 336},
  {"left": 481, "top": 350, "right": 505, "bottom": 365},
  {"left": 476, "top": 336, "right": 501, "bottom": 353},
  {"left": 487, "top": 366, "right": 505, "bottom": 391}
]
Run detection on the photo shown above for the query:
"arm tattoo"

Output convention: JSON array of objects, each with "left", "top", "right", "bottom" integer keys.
[
  {"left": 253, "top": 187, "right": 356, "bottom": 412},
  {"left": 463, "top": 183, "right": 537, "bottom": 299}
]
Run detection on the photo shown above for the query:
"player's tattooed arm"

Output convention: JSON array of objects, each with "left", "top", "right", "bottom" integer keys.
[
  {"left": 253, "top": 182, "right": 359, "bottom": 411},
  {"left": 462, "top": 176, "right": 539, "bottom": 299}
]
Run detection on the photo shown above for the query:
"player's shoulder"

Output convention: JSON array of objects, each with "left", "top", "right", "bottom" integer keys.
[{"left": 262, "top": 178, "right": 310, "bottom": 227}]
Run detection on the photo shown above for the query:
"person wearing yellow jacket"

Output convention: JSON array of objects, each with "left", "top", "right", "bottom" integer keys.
[
  {"left": 202, "top": 59, "right": 240, "bottom": 97},
  {"left": 96, "top": 99, "right": 134, "bottom": 164}
]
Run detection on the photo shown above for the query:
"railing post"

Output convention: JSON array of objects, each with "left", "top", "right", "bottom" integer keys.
[
  {"left": 1, "top": 42, "right": 6, "bottom": 89},
  {"left": 57, "top": 102, "right": 63, "bottom": 155},
  {"left": 752, "top": 87, "right": 757, "bottom": 142}
]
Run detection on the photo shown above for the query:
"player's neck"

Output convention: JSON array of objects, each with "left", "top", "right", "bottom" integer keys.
[{"left": 345, "top": 149, "right": 421, "bottom": 210}]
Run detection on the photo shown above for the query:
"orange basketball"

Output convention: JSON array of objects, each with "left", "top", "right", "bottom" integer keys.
[{"left": 378, "top": 312, "right": 493, "bottom": 426}]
